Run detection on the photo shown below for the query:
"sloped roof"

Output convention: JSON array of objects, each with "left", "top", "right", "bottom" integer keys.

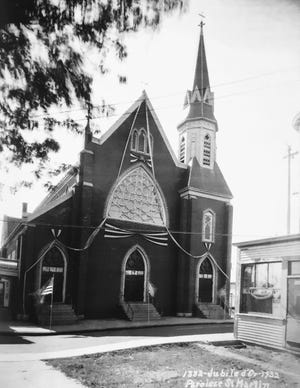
[
  {"left": 1, "top": 215, "right": 22, "bottom": 245},
  {"left": 186, "top": 157, "right": 232, "bottom": 199},
  {"left": 185, "top": 102, "right": 216, "bottom": 123},
  {"left": 96, "top": 90, "right": 185, "bottom": 169}
]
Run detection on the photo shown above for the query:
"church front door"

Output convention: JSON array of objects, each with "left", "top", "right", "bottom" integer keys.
[
  {"left": 124, "top": 250, "right": 145, "bottom": 302},
  {"left": 41, "top": 246, "right": 66, "bottom": 303},
  {"left": 198, "top": 257, "right": 213, "bottom": 303}
]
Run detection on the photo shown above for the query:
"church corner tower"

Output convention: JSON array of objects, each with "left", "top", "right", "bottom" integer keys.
[
  {"left": 176, "top": 23, "right": 233, "bottom": 319},
  {"left": 177, "top": 21, "right": 218, "bottom": 168}
]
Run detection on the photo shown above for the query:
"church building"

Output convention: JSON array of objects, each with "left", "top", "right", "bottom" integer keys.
[{"left": 1, "top": 25, "right": 233, "bottom": 323}]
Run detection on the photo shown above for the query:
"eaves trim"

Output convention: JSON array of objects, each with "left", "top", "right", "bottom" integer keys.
[{"left": 179, "top": 186, "right": 232, "bottom": 202}]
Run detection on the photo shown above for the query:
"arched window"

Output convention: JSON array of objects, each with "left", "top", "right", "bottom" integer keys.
[
  {"left": 202, "top": 210, "right": 215, "bottom": 242},
  {"left": 131, "top": 129, "right": 152, "bottom": 155},
  {"left": 203, "top": 134, "right": 211, "bottom": 166},
  {"left": 138, "top": 129, "right": 147, "bottom": 153},
  {"left": 179, "top": 136, "right": 186, "bottom": 163},
  {"left": 131, "top": 129, "right": 138, "bottom": 151}
]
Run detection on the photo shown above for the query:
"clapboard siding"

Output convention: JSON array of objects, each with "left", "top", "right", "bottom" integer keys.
[
  {"left": 236, "top": 315, "right": 285, "bottom": 348},
  {"left": 240, "top": 241, "right": 300, "bottom": 261}
]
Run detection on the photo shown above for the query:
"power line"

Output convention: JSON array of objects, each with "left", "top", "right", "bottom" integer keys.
[
  {"left": 26, "top": 77, "right": 300, "bottom": 125},
  {"left": 0, "top": 218, "right": 291, "bottom": 238},
  {"left": 67, "top": 78, "right": 300, "bottom": 123},
  {"left": 27, "top": 66, "right": 300, "bottom": 120}
]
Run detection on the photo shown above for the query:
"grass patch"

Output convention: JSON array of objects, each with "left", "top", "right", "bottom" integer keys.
[{"left": 47, "top": 343, "right": 300, "bottom": 387}]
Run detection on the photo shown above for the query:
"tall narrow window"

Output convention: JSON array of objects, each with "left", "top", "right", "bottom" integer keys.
[
  {"left": 131, "top": 129, "right": 138, "bottom": 151},
  {"left": 203, "top": 134, "right": 211, "bottom": 166},
  {"left": 138, "top": 129, "right": 147, "bottom": 153},
  {"left": 179, "top": 136, "right": 186, "bottom": 163},
  {"left": 202, "top": 210, "right": 215, "bottom": 242},
  {"left": 146, "top": 134, "right": 153, "bottom": 155}
]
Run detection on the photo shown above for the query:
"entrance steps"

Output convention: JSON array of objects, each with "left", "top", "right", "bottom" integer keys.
[
  {"left": 195, "top": 303, "right": 226, "bottom": 319},
  {"left": 121, "top": 302, "right": 161, "bottom": 321},
  {"left": 36, "top": 303, "right": 78, "bottom": 326}
]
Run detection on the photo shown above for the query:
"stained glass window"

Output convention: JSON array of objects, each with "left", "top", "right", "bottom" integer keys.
[
  {"left": 202, "top": 210, "right": 215, "bottom": 242},
  {"left": 106, "top": 167, "right": 167, "bottom": 226}
]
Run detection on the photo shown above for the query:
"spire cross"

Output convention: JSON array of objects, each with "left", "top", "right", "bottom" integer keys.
[{"left": 198, "top": 13, "right": 206, "bottom": 32}]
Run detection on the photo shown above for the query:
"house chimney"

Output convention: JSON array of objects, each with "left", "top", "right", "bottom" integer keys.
[{"left": 22, "top": 202, "right": 28, "bottom": 219}]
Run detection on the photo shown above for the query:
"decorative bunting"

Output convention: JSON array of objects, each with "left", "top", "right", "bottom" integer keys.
[
  {"left": 130, "top": 152, "right": 139, "bottom": 163},
  {"left": 204, "top": 242, "right": 211, "bottom": 251},
  {"left": 104, "top": 222, "right": 168, "bottom": 247},
  {"left": 51, "top": 229, "right": 62, "bottom": 238},
  {"left": 129, "top": 151, "right": 152, "bottom": 167}
]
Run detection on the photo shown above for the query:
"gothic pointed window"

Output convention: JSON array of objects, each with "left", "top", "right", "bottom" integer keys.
[
  {"left": 132, "top": 129, "right": 152, "bottom": 155},
  {"left": 131, "top": 129, "right": 138, "bottom": 151},
  {"left": 202, "top": 210, "right": 215, "bottom": 242},
  {"left": 138, "top": 129, "right": 147, "bottom": 153},
  {"left": 105, "top": 166, "right": 167, "bottom": 226},
  {"left": 179, "top": 136, "right": 186, "bottom": 163},
  {"left": 203, "top": 134, "right": 211, "bottom": 167}
]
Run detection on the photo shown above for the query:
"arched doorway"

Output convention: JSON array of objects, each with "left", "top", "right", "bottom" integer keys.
[
  {"left": 198, "top": 257, "right": 213, "bottom": 303},
  {"left": 40, "top": 246, "right": 66, "bottom": 303},
  {"left": 124, "top": 249, "right": 146, "bottom": 302}
]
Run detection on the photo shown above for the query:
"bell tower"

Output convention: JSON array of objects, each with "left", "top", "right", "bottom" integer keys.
[{"left": 178, "top": 21, "right": 218, "bottom": 168}]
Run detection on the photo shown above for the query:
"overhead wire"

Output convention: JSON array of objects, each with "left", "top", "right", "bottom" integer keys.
[
  {"left": 27, "top": 66, "right": 300, "bottom": 120},
  {"left": 0, "top": 218, "right": 292, "bottom": 238}
]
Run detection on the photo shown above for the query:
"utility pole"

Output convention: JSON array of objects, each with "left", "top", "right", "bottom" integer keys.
[{"left": 284, "top": 146, "right": 298, "bottom": 234}]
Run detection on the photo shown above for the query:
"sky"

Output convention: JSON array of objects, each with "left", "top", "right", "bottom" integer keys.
[{"left": 1, "top": 0, "right": 300, "bottom": 256}]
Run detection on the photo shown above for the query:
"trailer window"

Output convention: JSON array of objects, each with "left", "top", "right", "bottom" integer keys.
[{"left": 240, "top": 262, "right": 281, "bottom": 316}]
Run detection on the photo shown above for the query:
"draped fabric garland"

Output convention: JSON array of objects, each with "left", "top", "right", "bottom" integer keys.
[{"left": 104, "top": 222, "right": 168, "bottom": 247}]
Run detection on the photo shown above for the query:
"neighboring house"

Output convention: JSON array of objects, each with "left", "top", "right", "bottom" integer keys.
[
  {"left": 0, "top": 211, "right": 26, "bottom": 320},
  {"left": 234, "top": 234, "right": 300, "bottom": 352},
  {"left": 1, "top": 26, "right": 233, "bottom": 324}
]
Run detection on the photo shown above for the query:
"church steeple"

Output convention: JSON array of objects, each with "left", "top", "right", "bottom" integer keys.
[
  {"left": 183, "top": 22, "right": 216, "bottom": 124},
  {"left": 178, "top": 23, "right": 218, "bottom": 168}
]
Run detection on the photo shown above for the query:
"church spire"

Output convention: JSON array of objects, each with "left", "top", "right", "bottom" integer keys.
[
  {"left": 193, "top": 20, "right": 210, "bottom": 97},
  {"left": 183, "top": 22, "right": 216, "bottom": 124},
  {"left": 178, "top": 22, "right": 218, "bottom": 167}
]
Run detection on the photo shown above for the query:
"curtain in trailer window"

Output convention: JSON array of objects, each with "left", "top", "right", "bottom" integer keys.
[{"left": 240, "top": 262, "right": 281, "bottom": 316}]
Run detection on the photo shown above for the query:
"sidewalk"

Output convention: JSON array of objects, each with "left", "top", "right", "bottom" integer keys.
[{"left": 0, "top": 316, "right": 233, "bottom": 336}]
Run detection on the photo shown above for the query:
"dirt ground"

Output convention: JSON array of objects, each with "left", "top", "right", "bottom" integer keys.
[{"left": 48, "top": 342, "right": 300, "bottom": 387}]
